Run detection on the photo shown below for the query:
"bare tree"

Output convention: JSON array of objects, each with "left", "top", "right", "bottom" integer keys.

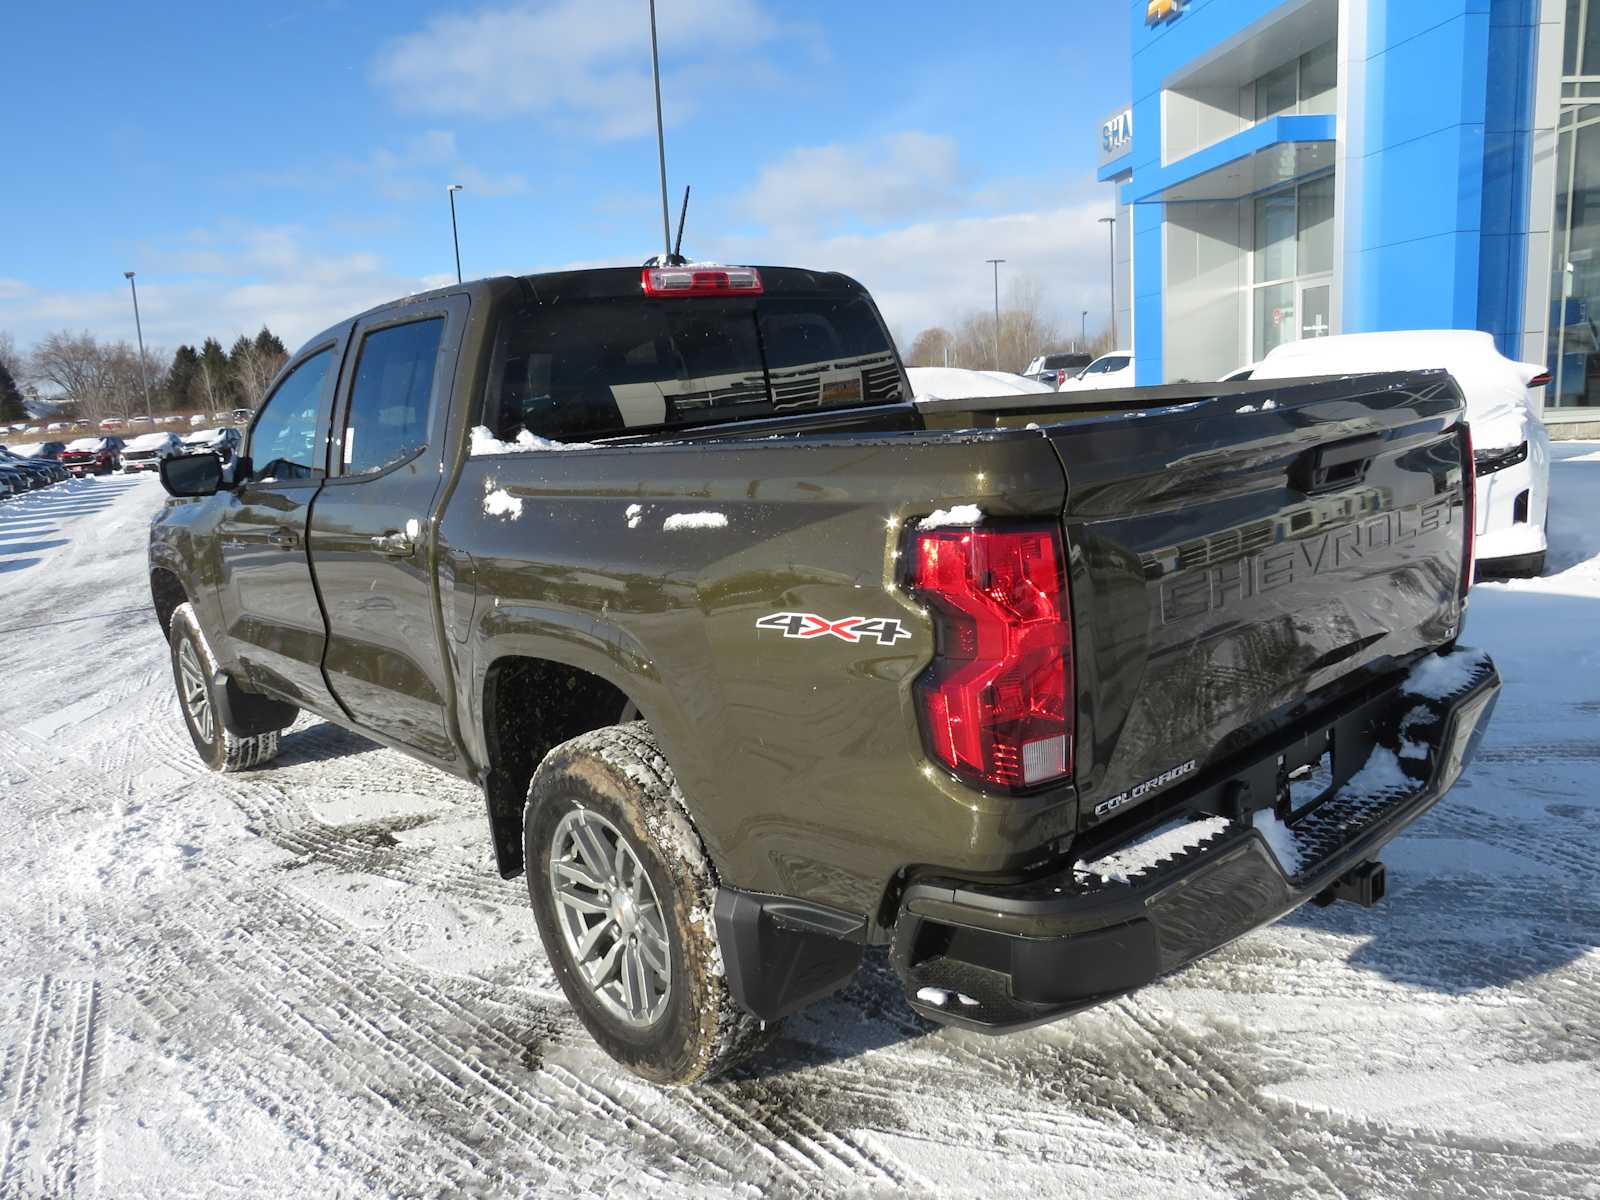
[
  {"left": 913, "top": 276, "right": 1072, "bottom": 374},
  {"left": 907, "top": 326, "right": 956, "bottom": 367},
  {"left": 0, "top": 332, "right": 23, "bottom": 384},
  {"left": 228, "top": 339, "right": 287, "bottom": 411}
]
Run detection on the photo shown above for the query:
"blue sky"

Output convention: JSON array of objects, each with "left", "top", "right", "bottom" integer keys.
[{"left": 0, "top": 1, "right": 1129, "bottom": 356}]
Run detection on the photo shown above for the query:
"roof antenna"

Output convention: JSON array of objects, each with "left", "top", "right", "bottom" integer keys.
[
  {"left": 671, "top": 185, "right": 691, "bottom": 265},
  {"left": 649, "top": 0, "right": 673, "bottom": 265}
]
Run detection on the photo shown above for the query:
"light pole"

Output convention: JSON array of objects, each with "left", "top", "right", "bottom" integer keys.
[
  {"left": 985, "top": 258, "right": 1005, "bottom": 369},
  {"left": 123, "top": 272, "right": 152, "bottom": 420},
  {"left": 1098, "top": 215, "right": 1118, "bottom": 349},
  {"left": 1080, "top": 310, "right": 1088, "bottom": 351},
  {"left": 447, "top": 184, "right": 464, "bottom": 284}
]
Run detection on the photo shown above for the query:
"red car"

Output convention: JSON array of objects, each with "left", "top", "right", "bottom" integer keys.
[{"left": 61, "top": 436, "right": 125, "bottom": 476}]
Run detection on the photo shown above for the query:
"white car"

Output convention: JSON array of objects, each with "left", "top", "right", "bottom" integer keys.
[
  {"left": 1057, "top": 352, "right": 1135, "bottom": 392},
  {"left": 1249, "top": 330, "right": 1552, "bottom": 576},
  {"left": 906, "top": 367, "right": 1054, "bottom": 401},
  {"left": 121, "top": 431, "right": 185, "bottom": 473}
]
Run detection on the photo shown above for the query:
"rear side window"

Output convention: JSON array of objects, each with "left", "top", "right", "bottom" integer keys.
[
  {"left": 481, "top": 294, "right": 904, "bottom": 443},
  {"left": 248, "top": 348, "right": 333, "bottom": 483},
  {"left": 341, "top": 319, "right": 444, "bottom": 475}
]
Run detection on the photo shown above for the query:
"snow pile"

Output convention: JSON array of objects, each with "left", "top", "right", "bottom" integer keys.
[
  {"left": 662, "top": 511, "right": 727, "bottom": 531},
  {"left": 470, "top": 425, "right": 595, "bottom": 455},
  {"left": 1236, "top": 404, "right": 1258, "bottom": 414},
  {"left": 1076, "top": 815, "right": 1232, "bottom": 884},
  {"left": 906, "top": 367, "right": 1052, "bottom": 401},
  {"left": 1403, "top": 647, "right": 1489, "bottom": 700},
  {"left": 1252, "top": 809, "right": 1303, "bottom": 875},
  {"left": 919, "top": 504, "right": 984, "bottom": 529}
]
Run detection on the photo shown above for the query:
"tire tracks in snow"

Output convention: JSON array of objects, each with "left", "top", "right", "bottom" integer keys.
[{"left": 0, "top": 977, "right": 102, "bottom": 1200}]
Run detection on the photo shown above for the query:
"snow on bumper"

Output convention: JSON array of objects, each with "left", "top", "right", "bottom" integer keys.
[{"left": 891, "top": 647, "right": 1501, "bottom": 1032}]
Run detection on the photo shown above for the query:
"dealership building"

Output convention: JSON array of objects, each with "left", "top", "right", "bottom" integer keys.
[{"left": 1099, "top": 0, "right": 1600, "bottom": 436}]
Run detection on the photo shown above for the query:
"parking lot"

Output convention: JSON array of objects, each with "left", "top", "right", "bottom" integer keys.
[{"left": 1, "top": 454, "right": 1598, "bottom": 1199}]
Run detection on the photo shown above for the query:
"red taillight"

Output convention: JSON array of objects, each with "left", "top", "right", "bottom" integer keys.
[
  {"left": 1056, "top": 369, "right": 1067, "bottom": 387},
  {"left": 1459, "top": 423, "right": 1475, "bottom": 600},
  {"left": 641, "top": 265, "right": 763, "bottom": 297},
  {"left": 907, "top": 525, "right": 1073, "bottom": 790}
]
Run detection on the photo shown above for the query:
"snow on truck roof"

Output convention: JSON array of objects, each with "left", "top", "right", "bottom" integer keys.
[{"left": 65, "top": 437, "right": 107, "bottom": 451}]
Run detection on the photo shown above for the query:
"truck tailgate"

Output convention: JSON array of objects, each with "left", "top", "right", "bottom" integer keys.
[{"left": 1045, "top": 372, "right": 1469, "bottom": 830}]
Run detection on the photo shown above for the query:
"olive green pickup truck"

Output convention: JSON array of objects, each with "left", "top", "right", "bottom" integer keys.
[{"left": 149, "top": 264, "right": 1500, "bottom": 1083}]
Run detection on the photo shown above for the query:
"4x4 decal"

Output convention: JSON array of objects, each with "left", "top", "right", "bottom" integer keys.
[{"left": 756, "top": 612, "right": 912, "bottom": 646}]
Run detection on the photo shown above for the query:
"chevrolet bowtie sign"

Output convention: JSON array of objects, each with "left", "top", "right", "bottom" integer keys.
[{"left": 1147, "top": 0, "right": 1185, "bottom": 23}]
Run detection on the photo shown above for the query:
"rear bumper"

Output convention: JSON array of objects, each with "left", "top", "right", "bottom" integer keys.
[{"left": 891, "top": 647, "right": 1500, "bottom": 1032}]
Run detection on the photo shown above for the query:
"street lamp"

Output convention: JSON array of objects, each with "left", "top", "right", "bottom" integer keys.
[
  {"left": 1081, "top": 310, "right": 1088, "bottom": 351},
  {"left": 123, "top": 271, "right": 152, "bottom": 420},
  {"left": 985, "top": 258, "right": 1006, "bottom": 370},
  {"left": 447, "top": 184, "right": 464, "bottom": 284},
  {"left": 1098, "top": 216, "right": 1118, "bottom": 350}
]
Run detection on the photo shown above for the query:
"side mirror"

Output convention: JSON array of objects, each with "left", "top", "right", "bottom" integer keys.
[{"left": 160, "top": 452, "right": 225, "bottom": 498}]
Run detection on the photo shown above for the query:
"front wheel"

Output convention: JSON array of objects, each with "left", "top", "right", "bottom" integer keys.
[
  {"left": 168, "top": 604, "right": 282, "bottom": 772},
  {"left": 524, "top": 723, "right": 774, "bottom": 1084}
]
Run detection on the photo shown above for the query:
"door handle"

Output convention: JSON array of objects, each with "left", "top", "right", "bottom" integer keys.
[
  {"left": 268, "top": 529, "right": 300, "bottom": 549},
  {"left": 371, "top": 531, "right": 415, "bottom": 558}
]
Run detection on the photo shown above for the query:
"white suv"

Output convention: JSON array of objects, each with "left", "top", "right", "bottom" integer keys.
[{"left": 1057, "top": 352, "right": 1134, "bottom": 392}]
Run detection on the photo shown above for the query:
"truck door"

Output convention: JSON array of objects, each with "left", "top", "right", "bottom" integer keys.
[
  {"left": 306, "top": 297, "right": 466, "bottom": 762},
  {"left": 217, "top": 337, "right": 344, "bottom": 709}
]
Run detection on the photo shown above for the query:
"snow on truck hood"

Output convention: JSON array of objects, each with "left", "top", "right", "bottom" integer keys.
[
  {"left": 1250, "top": 330, "right": 1543, "bottom": 451},
  {"left": 907, "top": 367, "right": 1053, "bottom": 401},
  {"left": 126, "top": 433, "right": 172, "bottom": 451}
]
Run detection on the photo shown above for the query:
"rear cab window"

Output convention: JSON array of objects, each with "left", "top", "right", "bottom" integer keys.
[{"left": 480, "top": 269, "right": 907, "bottom": 444}]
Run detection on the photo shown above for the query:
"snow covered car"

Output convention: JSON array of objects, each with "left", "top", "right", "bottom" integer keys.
[
  {"left": 1057, "top": 351, "right": 1134, "bottom": 392},
  {"left": 122, "top": 431, "right": 185, "bottom": 473},
  {"left": 906, "top": 367, "right": 1054, "bottom": 401},
  {"left": 61, "top": 436, "right": 125, "bottom": 476},
  {"left": 182, "top": 426, "right": 242, "bottom": 463},
  {"left": 1250, "top": 331, "right": 1552, "bottom": 577},
  {"left": 1022, "top": 352, "right": 1092, "bottom": 388}
]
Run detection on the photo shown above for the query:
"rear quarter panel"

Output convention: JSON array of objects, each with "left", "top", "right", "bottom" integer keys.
[{"left": 446, "top": 430, "right": 1071, "bottom": 918}]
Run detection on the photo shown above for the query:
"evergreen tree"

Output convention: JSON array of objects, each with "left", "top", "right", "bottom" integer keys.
[
  {"left": 167, "top": 344, "right": 201, "bottom": 411},
  {"left": 253, "top": 326, "right": 287, "bottom": 358},
  {"left": 0, "top": 358, "right": 25, "bottom": 424},
  {"left": 197, "top": 337, "right": 229, "bottom": 410}
]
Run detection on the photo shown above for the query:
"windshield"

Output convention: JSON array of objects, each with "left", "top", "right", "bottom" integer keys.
[{"left": 481, "top": 293, "right": 905, "bottom": 442}]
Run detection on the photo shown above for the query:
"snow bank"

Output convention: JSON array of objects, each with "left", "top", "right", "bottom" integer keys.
[
  {"left": 662, "top": 511, "right": 727, "bottom": 531},
  {"left": 1076, "top": 815, "right": 1232, "bottom": 884},
  {"left": 919, "top": 504, "right": 984, "bottom": 529}
]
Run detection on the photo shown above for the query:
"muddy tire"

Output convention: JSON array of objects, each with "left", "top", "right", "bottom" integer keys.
[
  {"left": 524, "top": 722, "right": 774, "bottom": 1084},
  {"left": 168, "top": 603, "right": 281, "bottom": 773}
]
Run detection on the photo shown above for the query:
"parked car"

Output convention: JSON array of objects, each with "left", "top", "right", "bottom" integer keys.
[
  {"left": 211, "top": 410, "right": 231, "bottom": 423},
  {"left": 1056, "top": 351, "right": 1135, "bottom": 391},
  {"left": 150, "top": 264, "right": 1496, "bottom": 1085},
  {"left": 98, "top": 417, "right": 126, "bottom": 431},
  {"left": 1023, "top": 352, "right": 1093, "bottom": 388},
  {"left": 122, "top": 431, "right": 186, "bottom": 473},
  {"left": 189, "top": 414, "right": 208, "bottom": 427},
  {"left": 45, "top": 422, "right": 68, "bottom": 433},
  {"left": 1249, "top": 330, "right": 1552, "bottom": 577},
  {"left": 25, "top": 441, "right": 69, "bottom": 461},
  {"left": 61, "top": 436, "right": 125, "bottom": 476},
  {"left": 182, "top": 426, "right": 241, "bottom": 463},
  {"left": 0, "top": 449, "right": 59, "bottom": 488},
  {"left": 907, "top": 367, "right": 1054, "bottom": 400},
  {"left": 229, "top": 407, "right": 253, "bottom": 423},
  {"left": 0, "top": 470, "right": 16, "bottom": 500}
]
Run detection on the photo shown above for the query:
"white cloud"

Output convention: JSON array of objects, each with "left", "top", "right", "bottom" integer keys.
[
  {"left": 739, "top": 132, "right": 968, "bottom": 229},
  {"left": 251, "top": 130, "right": 527, "bottom": 201},
  {"left": 0, "top": 226, "right": 439, "bottom": 356},
  {"left": 703, "top": 197, "right": 1116, "bottom": 344},
  {"left": 372, "top": 0, "right": 791, "bottom": 138}
]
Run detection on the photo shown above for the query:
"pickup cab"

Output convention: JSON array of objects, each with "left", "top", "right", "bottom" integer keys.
[{"left": 149, "top": 264, "right": 1500, "bottom": 1084}]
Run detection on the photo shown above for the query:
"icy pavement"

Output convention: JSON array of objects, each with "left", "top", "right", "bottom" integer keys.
[{"left": 2, "top": 459, "right": 1599, "bottom": 1199}]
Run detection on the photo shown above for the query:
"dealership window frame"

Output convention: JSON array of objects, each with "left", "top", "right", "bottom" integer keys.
[
  {"left": 1549, "top": 0, "right": 1600, "bottom": 413},
  {"left": 1244, "top": 172, "right": 1336, "bottom": 363}
]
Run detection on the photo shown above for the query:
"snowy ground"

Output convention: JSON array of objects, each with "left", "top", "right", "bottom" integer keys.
[{"left": 2, "top": 455, "right": 1599, "bottom": 1199}]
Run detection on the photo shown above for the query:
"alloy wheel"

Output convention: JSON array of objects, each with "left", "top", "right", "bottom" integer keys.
[
  {"left": 548, "top": 808, "right": 672, "bottom": 1026},
  {"left": 177, "top": 638, "right": 214, "bottom": 744}
]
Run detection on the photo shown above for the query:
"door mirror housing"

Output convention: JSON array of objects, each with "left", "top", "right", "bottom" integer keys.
[{"left": 160, "top": 451, "right": 225, "bottom": 497}]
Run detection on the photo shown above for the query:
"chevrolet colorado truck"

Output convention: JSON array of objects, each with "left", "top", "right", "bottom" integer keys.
[{"left": 148, "top": 264, "right": 1500, "bottom": 1084}]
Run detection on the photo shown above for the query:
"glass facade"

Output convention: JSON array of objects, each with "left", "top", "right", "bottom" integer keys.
[
  {"left": 1550, "top": 0, "right": 1600, "bottom": 410},
  {"left": 1251, "top": 175, "right": 1335, "bottom": 360}
]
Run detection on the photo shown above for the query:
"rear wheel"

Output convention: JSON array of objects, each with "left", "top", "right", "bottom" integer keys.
[
  {"left": 168, "top": 604, "right": 282, "bottom": 772},
  {"left": 524, "top": 722, "right": 773, "bottom": 1084}
]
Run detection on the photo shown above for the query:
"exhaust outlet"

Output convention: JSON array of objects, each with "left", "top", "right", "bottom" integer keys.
[{"left": 1316, "top": 860, "right": 1387, "bottom": 908}]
